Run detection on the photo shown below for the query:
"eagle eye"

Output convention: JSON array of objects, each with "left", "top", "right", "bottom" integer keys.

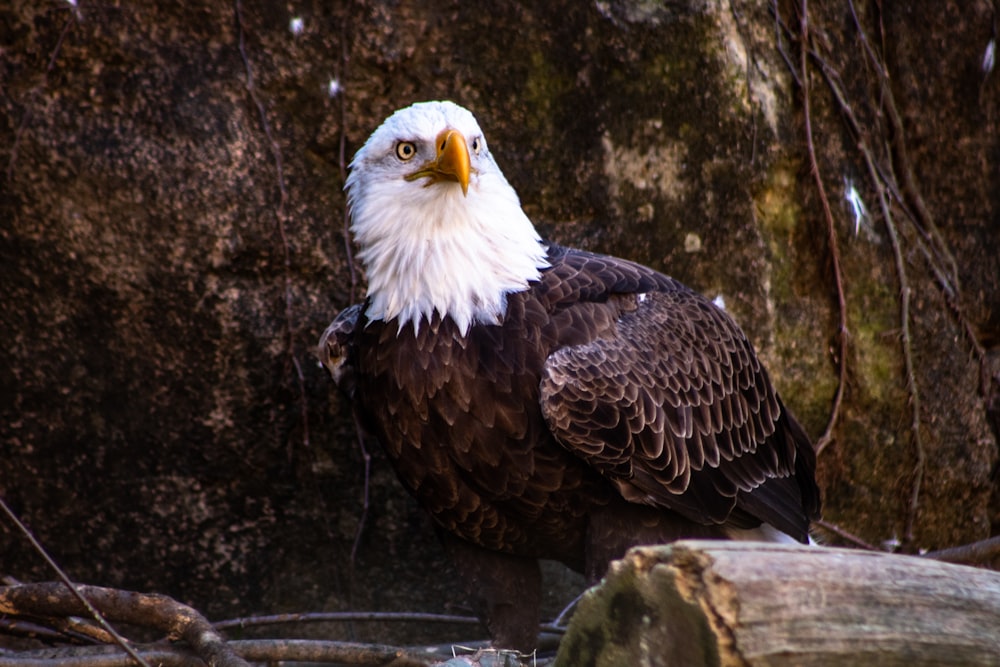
[
  {"left": 471, "top": 137, "right": 482, "bottom": 154},
  {"left": 395, "top": 141, "right": 417, "bottom": 161}
]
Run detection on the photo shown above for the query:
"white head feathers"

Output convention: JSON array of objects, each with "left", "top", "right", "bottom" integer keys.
[{"left": 345, "top": 101, "right": 549, "bottom": 334}]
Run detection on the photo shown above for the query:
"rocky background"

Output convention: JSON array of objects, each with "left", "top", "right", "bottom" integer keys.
[{"left": 2, "top": 0, "right": 998, "bottom": 646}]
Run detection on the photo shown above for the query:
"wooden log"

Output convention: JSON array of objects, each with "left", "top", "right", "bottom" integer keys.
[{"left": 554, "top": 540, "right": 1000, "bottom": 666}]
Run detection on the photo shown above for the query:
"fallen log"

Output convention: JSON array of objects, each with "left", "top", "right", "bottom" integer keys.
[{"left": 554, "top": 540, "right": 1000, "bottom": 666}]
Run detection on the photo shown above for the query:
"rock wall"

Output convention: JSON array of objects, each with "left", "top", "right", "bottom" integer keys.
[{"left": 2, "top": 0, "right": 997, "bottom": 644}]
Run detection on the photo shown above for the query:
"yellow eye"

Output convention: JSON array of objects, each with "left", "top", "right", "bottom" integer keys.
[
  {"left": 395, "top": 141, "right": 417, "bottom": 160},
  {"left": 471, "top": 137, "right": 482, "bottom": 154}
]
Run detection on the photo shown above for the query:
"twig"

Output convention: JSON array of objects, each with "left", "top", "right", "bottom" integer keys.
[
  {"left": 0, "top": 639, "right": 428, "bottom": 667},
  {"left": 0, "top": 500, "right": 152, "bottom": 667},
  {"left": 331, "top": 18, "right": 372, "bottom": 572},
  {"left": 787, "top": 3, "right": 928, "bottom": 549},
  {"left": 922, "top": 535, "right": 1000, "bottom": 567},
  {"left": 213, "top": 611, "right": 568, "bottom": 646},
  {"left": 3, "top": 613, "right": 115, "bottom": 645},
  {"left": 291, "top": 355, "right": 310, "bottom": 449},
  {"left": 814, "top": 60, "right": 928, "bottom": 550},
  {"left": 769, "top": 0, "right": 802, "bottom": 88},
  {"left": 6, "top": 11, "right": 76, "bottom": 182},
  {"left": 233, "top": 0, "right": 288, "bottom": 212},
  {"left": 0, "top": 646, "right": 202, "bottom": 667},
  {"left": 845, "top": 0, "right": 959, "bottom": 297},
  {"left": 233, "top": 0, "right": 310, "bottom": 458},
  {"left": 0, "top": 617, "right": 110, "bottom": 645},
  {"left": 213, "top": 610, "right": 480, "bottom": 631},
  {"left": 858, "top": 141, "right": 924, "bottom": 550},
  {"left": 350, "top": 415, "right": 372, "bottom": 566},
  {"left": 796, "top": 0, "right": 849, "bottom": 457},
  {"left": 233, "top": 639, "right": 427, "bottom": 665},
  {"left": 781, "top": 0, "right": 979, "bottom": 557},
  {"left": 552, "top": 592, "right": 585, "bottom": 628},
  {"left": 832, "top": 4, "right": 925, "bottom": 548},
  {"left": 844, "top": 0, "right": 986, "bottom": 394},
  {"left": 813, "top": 519, "right": 880, "bottom": 551},
  {"left": 0, "top": 583, "right": 249, "bottom": 667},
  {"left": 811, "top": 48, "right": 965, "bottom": 330}
]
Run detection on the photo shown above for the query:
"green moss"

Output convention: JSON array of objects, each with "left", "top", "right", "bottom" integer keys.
[
  {"left": 757, "top": 161, "right": 802, "bottom": 236},
  {"left": 846, "top": 280, "right": 902, "bottom": 404},
  {"left": 755, "top": 160, "right": 801, "bottom": 302},
  {"left": 555, "top": 553, "right": 720, "bottom": 667},
  {"left": 751, "top": 160, "right": 839, "bottom": 431},
  {"left": 523, "top": 49, "right": 575, "bottom": 130}
]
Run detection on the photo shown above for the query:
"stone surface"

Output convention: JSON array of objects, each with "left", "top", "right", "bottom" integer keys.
[{"left": 1, "top": 0, "right": 997, "bottom": 647}]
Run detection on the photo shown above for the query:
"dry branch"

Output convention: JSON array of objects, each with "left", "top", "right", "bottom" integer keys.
[
  {"left": 555, "top": 540, "right": 1000, "bottom": 666},
  {"left": 0, "top": 584, "right": 248, "bottom": 667},
  {"left": 0, "top": 583, "right": 543, "bottom": 666},
  {"left": 212, "top": 610, "right": 482, "bottom": 631},
  {"left": 923, "top": 535, "right": 1000, "bottom": 567},
  {"left": 0, "top": 646, "right": 203, "bottom": 667},
  {"left": 796, "top": 0, "right": 849, "bottom": 457},
  {"left": 0, "top": 500, "right": 150, "bottom": 667},
  {"left": 232, "top": 0, "right": 311, "bottom": 459},
  {"left": 776, "top": 0, "right": 944, "bottom": 549},
  {"left": 0, "top": 640, "right": 429, "bottom": 667}
]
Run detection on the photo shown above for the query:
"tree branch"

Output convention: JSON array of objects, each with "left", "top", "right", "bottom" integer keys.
[
  {"left": 0, "top": 499, "right": 151, "bottom": 667},
  {"left": 212, "top": 610, "right": 481, "bottom": 631},
  {"left": 6, "top": 8, "right": 76, "bottom": 183},
  {"left": 813, "top": 519, "right": 879, "bottom": 551},
  {"left": 0, "top": 639, "right": 429, "bottom": 667},
  {"left": 922, "top": 535, "right": 1000, "bottom": 567},
  {"left": 233, "top": 0, "right": 310, "bottom": 459},
  {"left": 0, "top": 584, "right": 248, "bottom": 667},
  {"left": 796, "top": 0, "right": 849, "bottom": 457}
]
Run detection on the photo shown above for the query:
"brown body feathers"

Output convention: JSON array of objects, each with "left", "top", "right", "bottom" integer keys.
[{"left": 322, "top": 244, "right": 820, "bottom": 648}]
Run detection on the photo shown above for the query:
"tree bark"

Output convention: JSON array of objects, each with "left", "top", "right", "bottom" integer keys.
[{"left": 556, "top": 540, "right": 1000, "bottom": 666}]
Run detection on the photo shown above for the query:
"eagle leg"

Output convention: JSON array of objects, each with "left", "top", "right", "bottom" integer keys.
[
  {"left": 585, "top": 502, "right": 730, "bottom": 583},
  {"left": 436, "top": 530, "right": 541, "bottom": 652}
]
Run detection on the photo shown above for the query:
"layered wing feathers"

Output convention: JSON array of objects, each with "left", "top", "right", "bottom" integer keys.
[{"left": 538, "top": 246, "right": 817, "bottom": 540}]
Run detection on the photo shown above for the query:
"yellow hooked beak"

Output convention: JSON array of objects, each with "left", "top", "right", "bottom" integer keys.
[{"left": 405, "top": 129, "right": 471, "bottom": 196}]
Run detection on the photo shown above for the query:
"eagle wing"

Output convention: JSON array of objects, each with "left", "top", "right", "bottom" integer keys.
[
  {"left": 538, "top": 251, "right": 816, "bottom": 540},
  {"left": 318, "top": 303, "right": 364, "bottom": 394}
]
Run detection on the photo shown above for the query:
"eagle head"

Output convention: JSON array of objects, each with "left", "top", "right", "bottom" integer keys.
[{"left": 345, "top": 101, "right": 549, "bottom": 335}]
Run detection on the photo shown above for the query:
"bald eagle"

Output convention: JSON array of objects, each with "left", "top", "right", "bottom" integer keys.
[{"left": 320, "top": 101, "right": 820, "bottom": 650}]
